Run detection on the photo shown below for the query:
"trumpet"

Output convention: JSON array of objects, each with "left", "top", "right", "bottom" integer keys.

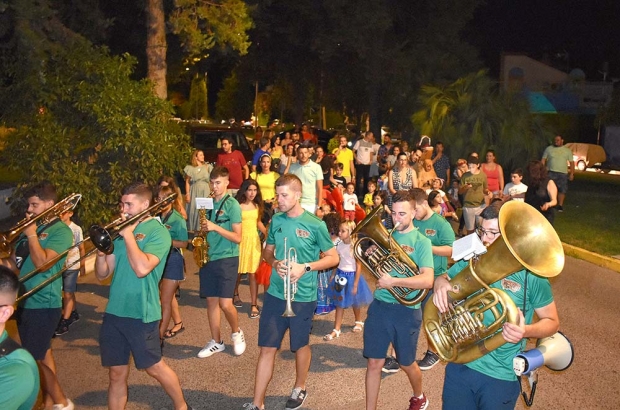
[
  {"left": 282, "top": 237, "right": 298, "bottom": 317},
  {"left": 1, "top": 193, "right": 82, "bottom": 259}
]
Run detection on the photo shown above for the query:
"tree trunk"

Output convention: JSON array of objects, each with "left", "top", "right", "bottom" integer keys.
[{"left": 146, "top": 0, "right": 167, "bottom": 99}]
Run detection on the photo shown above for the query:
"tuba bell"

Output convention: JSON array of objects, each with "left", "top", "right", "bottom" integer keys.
[
  {"left": 352, "top": 206, "right": 428, "bottom": 306},
  {"left": 423, "top": 201, "right": 565, "bottom": 364}
]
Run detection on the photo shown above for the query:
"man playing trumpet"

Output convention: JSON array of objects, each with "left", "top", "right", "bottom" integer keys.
[
  {"left": 1, "top": 181, "right": 75, "bottom": 409},
  {"left": 244, "top": 174, "right": 338, "bottom": 410}
]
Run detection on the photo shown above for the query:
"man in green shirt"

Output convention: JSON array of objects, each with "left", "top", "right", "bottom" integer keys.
[
  {"left": 432, "top": 202, "right": 559, "bottom": 409},
  {"left": 5, "top": 182, "right": 74, "bottom": 410},
  {"left": 541, "top": 135, "right": 575, "bottom": 212},
  {"left": 244, "top": 174, "right": 338, "bottom": 410},
  {"left": 95, "top": 182, "right": 190, "bottom": 410},
  {"left": 0, "top": 266, "right": 40, "bottom": 410}
]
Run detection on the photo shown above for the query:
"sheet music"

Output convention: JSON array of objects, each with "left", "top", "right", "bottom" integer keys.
[
  {"left": 452, "top": 233, "right": 487, "bottom": 261},
  {"left": 195, "top": 197, "right": 214, "bottom": 209}
]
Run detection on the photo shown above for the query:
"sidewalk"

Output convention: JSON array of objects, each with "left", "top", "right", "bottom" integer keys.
[{"left": 562, "top": 242, "right": 620, "bottom": 273}]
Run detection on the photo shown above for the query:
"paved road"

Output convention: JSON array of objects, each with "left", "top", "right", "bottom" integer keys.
[{"left": 33, "top": 254, "right": 619, "bottom": 409}]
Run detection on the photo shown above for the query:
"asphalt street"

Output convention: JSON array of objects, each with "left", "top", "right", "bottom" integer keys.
[{"left": 27, "top": 254, "right": 620, "bottom": 410}]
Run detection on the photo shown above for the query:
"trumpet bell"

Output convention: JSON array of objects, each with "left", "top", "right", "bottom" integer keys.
[{"left": 89, "top": 225, "right": 114, "bottom": 255}]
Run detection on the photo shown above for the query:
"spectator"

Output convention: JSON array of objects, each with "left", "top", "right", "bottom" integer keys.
[
  {"left": 387, "top": 152, "right": 418, "bottom": 228},
  {"left": 525, "top": 160, "right": 558, "bottom": 225},
  {"left": 481, "top": 150, "right": 505, "bottom": 202},
  {"left": 353, "top": 131, "right": 376, "bottom": 195},
  {"left": 541, "top": 135, "right": 574, "bottom": 212},
  {"left": 252, "top": 137, "right": 271, "bottom": 173},
  {"left": 410, "top": 148, "right": 423, "bottom": 175},
  {"left": 332, "top": 135, "right": 355, "bottom": 183},
  {"left": 386, "top": 144, "right": 401, "bottom": 170},
  {"left": 287, "top": 142, "right": 324, "bottom": 213},
  {"left": 417, "top": 159, "right": 438, "bottom": 189},
  {"left": 279, "top": 144, "right": 295, "bottom": 174},
  {"left": 502, "top": 168, "right": 528, "bottom": 202},
  {"left": 459, "top": 155, "right": 489, "bottom": 235},
  {"left": 431, "top": 141, "right": 450, "bottom": 185},
  {"left": 216, "top": 136, "right": 250, "bottom": 196}
]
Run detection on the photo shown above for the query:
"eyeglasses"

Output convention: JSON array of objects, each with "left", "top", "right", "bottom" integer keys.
[{"left": 476, "top": 227, "right": 501, "bottom": 239}]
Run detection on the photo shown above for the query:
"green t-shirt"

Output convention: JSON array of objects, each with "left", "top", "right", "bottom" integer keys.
[
  {"left": 373, "top": 228, "right": 434, "bottom": 309},
  {"left": 161, "top": 209, "right": 189, "bottom": 242},
  {"left": 542, "top": 145, "right": 573, "bottom": 173},
  {"left": 18, "top": 220, "right": 73, "bottom": 309},
  {"left": 414, "top": 212, "right": 455, "bottom": 277},
  {"left": 447, "top": 259, "right": 554, "bottom": 381},
  {"left": 105, "top": 218, "right": 171, "bottom": 323},
  {"left": 206, "top": 195, "right": 242, "bottom": 261},
  {"left": 460, "top": 171, "right": 488, "bottom": 208},
  {"left": 266, "top": 210, "right": 334, "bottom": 302},
  {"left": 0, "top": 330, "right": 40, "bottom": 410}
]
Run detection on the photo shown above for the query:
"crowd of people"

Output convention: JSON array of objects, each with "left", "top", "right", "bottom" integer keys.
[{"left": 0, "top": 127, "right": 574, "bottom": 410}]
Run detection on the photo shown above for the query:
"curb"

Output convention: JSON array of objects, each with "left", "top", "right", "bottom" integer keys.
[{"left": 562, "top": 242, "right": 620, "bottom": 273}]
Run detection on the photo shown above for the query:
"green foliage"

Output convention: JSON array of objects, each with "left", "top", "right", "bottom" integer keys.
[
  {"left": 169, "top": 0, "right": 253, "bottom": 64},
  {"left": 0, "top": 1, "right": 191, "bottom": 226},
  {"left": 188, "top": 74, "right": 208, "bottom": 119},
  {"left": 412, "top": 70, "right": 552, "bottom": 170},
  {"left": 214, "top": 70, "right": 254, "bottom": 121}
]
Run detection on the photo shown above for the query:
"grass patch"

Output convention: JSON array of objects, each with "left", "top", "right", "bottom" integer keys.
[{"left": 554, "top": 172, "right": 620, "bottom": 257}]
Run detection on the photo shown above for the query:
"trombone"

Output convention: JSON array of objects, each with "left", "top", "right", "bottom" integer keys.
[
  {"left": 282, "top": 237, "right": 298, "bottom": 317},
  {"left": 1, "top": 193, "right": 82, "bottom": 259},
  {"left": 16, "top": 193, "right": 177, "bottom": 303}
]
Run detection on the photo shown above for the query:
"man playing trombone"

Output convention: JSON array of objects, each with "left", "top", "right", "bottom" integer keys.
[
  {"left": 243, "top": 174, "right": 338, "bottom": 410},
  {"left": 94, "top": 182, "right": 191, "bottom": 410},
  {"left": 1, "top": 181, "right": 75, "bottom": 409}
]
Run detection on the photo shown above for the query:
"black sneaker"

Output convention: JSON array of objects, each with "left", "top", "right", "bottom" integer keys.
[
  {"left": 382, "top": 356, "right": 400, "bottom": 373},
  {"left": 557, "top": 205, "right": 563, "bottom": 212},
  {"left": 68, "top": 310, "right": 80, "bottom": 325},
  {"left": 417, "top": 350, "right": 440, "bottom": 371},
  {"left": 285, "top": 387, "right": 307, "bottom": 410},
  {"left": 55, "top": 319, "right": 70, "bottom": 336}
]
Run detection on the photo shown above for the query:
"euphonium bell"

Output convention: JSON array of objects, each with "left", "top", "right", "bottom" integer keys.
[{"left": 423, "top": 201, "right": 565, "bottom": 364}]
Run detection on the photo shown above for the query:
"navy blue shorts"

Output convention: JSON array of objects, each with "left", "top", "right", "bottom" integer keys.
[
  {"left": 548, "top": 171, "right": 568, "bottom": 194},
  {"left": 442, "top": 363, "right": 520, "bottom": 410},
  {"left": 199, "top": 256, "right": 239, "bottom": 298},
  {"left": 16, "top": 307, "right": 62, "bottom": 360},
  {"left": 62, "top": 269, "right": 79, "bottom": 293},
  {"left": 163, "top": 249, "right": 185, "bottom": 281},
  {"left": 99, "top": 313, "right": 161, "bottom": 370},
  {"left": 363, "top": 300, "right": 422, "bottom": 366},
  {"left": 258, "top": 292, "right": 317, "bottom": 352}
]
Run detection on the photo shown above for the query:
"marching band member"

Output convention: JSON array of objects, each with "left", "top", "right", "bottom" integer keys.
[
  {"left": 244, "top": 174, "right": 338, "bottom": 410},
  {"left": 95, "top": 182, "right": 190, "bottom": 410}
]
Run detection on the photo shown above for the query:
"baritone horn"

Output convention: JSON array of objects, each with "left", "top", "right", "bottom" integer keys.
[
  {"left": 1, "top": 193, "right": 82, "bottom": 259},
  {"left": 282, "top": 237, "right": 297, "bottom": 317},
  {"left": 423, "top": 201, "right": 565, "bottom": 364},
  {"left": 352, "top": 206, "right": 427, "bottom": 306}
]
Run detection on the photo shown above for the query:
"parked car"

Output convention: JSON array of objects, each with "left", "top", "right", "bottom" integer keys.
[
  {"left": 186, "top": 124, "right": 253, "bottom": 164},
  {"left": 565, "top": 143, "right": 606, "bottom": 171}
]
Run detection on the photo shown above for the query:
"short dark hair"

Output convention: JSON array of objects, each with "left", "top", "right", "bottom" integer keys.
[
  {"left": 0, "top": 266, "right": 19, "bottom": 299},
  {"left": 24, "top": 181, "right": 58, "bottom": 203},
  {"left": 297, "top": 141, "right": 313, "bottom": 152},
  {"left": 480, "top": 201, "right": 502, "bottom": 220},
  {"left": 511, "top": 168, "right": 523, "bottom": 177},
  {"left": 373, "top": 190, "right": 387, "bottom": 202},
  {"left": 122, "top": 182, "right": 153, "bottom": 203},
  {"left": 276, "top": 174, "right": 302, "bottom": 192},
  {"left": 260, "top": 136, "right": 270, "bottom": 147},
  {"left": 210, "top": 166, "right": 230, "bottom": 180},
  {"left": 408, "top": 188, "right": 427, "bottom": 203},
  {"left": 220, "top": 136, "right": 235, "bottom": 147},
  {"left": 391, "top": 190, "right": 415, "bottom": 205},
  {"left": 323, "top": 212, "right": 343, "bottom": 236},
  {"left": 467, "top": 155, "right": 479, "bottom": 165}
]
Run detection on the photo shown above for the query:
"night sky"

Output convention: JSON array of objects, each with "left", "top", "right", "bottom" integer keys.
[{"left": 467, "top": 0, "right": 620, "bottom": 80}]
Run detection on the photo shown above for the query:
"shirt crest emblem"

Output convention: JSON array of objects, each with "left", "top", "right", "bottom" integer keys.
[
  {"left": 424, "top": 229, "right": 437, "bottom": 237},
  {"left": 165, "top": 224, "right": 172, "bottom": 231},
  {"left": 501, "top": 278, "right": 521, "bottom": 293},
  {"left": 135, "top": 233, "right": 146, "bottom": 242},
  {"left": 217, "top": 210, "right": 225, "bottom": 216},
  {"left": 296, "top": 228, "right": 310, "bottom": 238},
  {"left": 39, "top": 233, "right": 48, "bottom": 240},
  {"left": 401, "top": 245, "right": 414, "bottom": 254}
]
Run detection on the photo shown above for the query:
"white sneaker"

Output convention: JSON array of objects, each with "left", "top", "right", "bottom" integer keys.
[
  {"left": 197, "top": 339, "right": 225, "bottom": 358},
  {"left": 52, "top": 399, "right": 74, "bottom": 410},
  {"left": 232, "top": 328, "right": 246, "bottom": 356}
]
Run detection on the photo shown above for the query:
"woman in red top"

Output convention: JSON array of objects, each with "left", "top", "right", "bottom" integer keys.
[{"left": 481, "top": 150, "right": 504, "bottom": 203}]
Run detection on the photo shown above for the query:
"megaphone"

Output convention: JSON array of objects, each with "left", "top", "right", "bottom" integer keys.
[{"left": 514, "top": 331, "right": 574, "bottom": 377}]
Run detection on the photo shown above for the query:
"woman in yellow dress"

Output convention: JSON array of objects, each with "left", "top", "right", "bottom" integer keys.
[{"left": 233, "top": 179, "right": 267, "bottom": 318}]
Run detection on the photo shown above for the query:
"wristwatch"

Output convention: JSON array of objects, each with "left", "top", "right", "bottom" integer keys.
[{"left": 304, "top": 263, "right": 312, "bottom": 273}]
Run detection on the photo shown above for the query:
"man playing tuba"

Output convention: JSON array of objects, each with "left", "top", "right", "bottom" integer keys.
[{"left": 432, "top": 202, "right": 560, "bottom": 410}]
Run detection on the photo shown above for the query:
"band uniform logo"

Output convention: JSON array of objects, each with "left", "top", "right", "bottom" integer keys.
[
  {"left": 296, "top": 228, "right": 310, "bottom": 238},
  {"left": 424, "top": 229, "right": 437, "bottom": 237},
  {"left": 165, "top": 224, "right": 172, "bottom": 231},
  {"left": 401, "top": 245, "right": 414, "bottom": 254},
  {"left": 217, "top": 210, "right": 225, "bottom": 217},
  {"left": 501, "top": 278, "right": 521, "bottom": 293},
  {"left": 135, "top": 233, "right": 146, "bottom": 242},
  {"left": 38, "top": 233, "right": 47, "bottom": 240}
]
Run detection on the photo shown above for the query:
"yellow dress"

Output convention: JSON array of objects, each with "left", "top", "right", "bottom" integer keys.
[{"left": 238, "top": 208, "right": 262, "bottom": 273}]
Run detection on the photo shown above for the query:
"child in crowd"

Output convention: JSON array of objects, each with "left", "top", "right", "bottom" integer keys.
[
  {"left": 315, "top": 213, "right": 342, "bottom": 315},
  {"left": 372, "top": 190, "right": 390, "bottom": 227},
  {"left": 377, "top": 173, "right": 389, "bottom": 191},
  {"left": 428, "top": 190, "right": 458, "bottom": 221},
  {"left": 324, "top": 220, "right": 373, "bottom": 340},
  {"left": 55, "top": 210, "right": 85, "bottom": 336},
  {"left": 343, "top": 182, "right": 358, "bottom": 221},
  {"left": 331, "top": 162, "right": 347, "bottom": 188},
  {"left": 502, "top": 168, "right": 528, "bottom": 202},
  {"left": 363, "top": 180, "right": 377, "bottom": 214},
  {"left": 447, "top": 180, "right": 461, "bottom": 210}
]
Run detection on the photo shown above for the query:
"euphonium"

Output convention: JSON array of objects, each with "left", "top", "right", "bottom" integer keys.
[
  {"left": 1, "top": 193, "right": 82, "bottom": 258},
  {"left": 352, "top": 206, "right": 428, "bottom": 306},
  {"left": 282, "top": 237, "right": 297, "bottom": 317},
  {"left": 192, "top": 208, "right": 209, "bottom": 267},
  {"left": 423, "top": 201, "right": 565, "bottom": 364}
]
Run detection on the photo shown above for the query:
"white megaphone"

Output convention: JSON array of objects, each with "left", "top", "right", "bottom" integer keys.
[{"left": 513, "top": 331, "right": 574, "bottom": 377}]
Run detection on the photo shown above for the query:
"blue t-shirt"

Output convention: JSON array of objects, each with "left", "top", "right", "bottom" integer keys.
[
  {"left": 252, "top": 148, "right": 269, "bottom": 166},
  {"left": 266, "top": 210, "right": 334, "bottom": 302}
]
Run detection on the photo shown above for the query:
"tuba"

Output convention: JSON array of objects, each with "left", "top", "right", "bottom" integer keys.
[
  {"left": 192, "top": 208, "right": 209, "bottom": 267},
  {"left": 423, "top": 201, "right": 565, "bottom": 364},
  {"left": 352, "top": 206, "right": 428, "bottom": 306},
  {"left": 1, "top": 193, "right": 82, "bottom": 259}
]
